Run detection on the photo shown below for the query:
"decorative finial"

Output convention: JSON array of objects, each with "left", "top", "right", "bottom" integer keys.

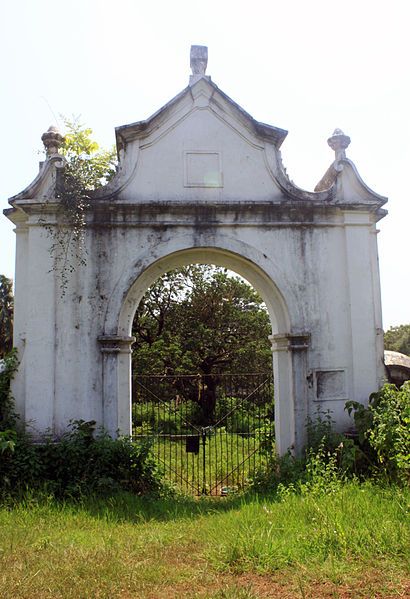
[
  {"left": 189, "top": 45, "right": 209, "bottom": 85},
  {"left": 41, "top": 125, "right": 64, "bottom": 157},
  {"left": 327, "top": 128, "right": 351, "bottom": 162}
]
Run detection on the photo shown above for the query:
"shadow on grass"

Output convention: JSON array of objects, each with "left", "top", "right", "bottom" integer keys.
[
  {"left": 75, "top": 489, "right": 272, "bottom": 524},
  {"left": 0, "top": 488, "right": 275, "bottom": 523}
]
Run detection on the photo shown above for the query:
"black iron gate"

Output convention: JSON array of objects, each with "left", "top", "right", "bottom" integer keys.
[{"left": 132, "top": 373, "right": 274, "bottom": 495}]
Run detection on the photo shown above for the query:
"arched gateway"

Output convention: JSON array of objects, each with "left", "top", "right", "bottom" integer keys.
[{"left": 5, "top": 46, "right": 387, "bottom": 455}]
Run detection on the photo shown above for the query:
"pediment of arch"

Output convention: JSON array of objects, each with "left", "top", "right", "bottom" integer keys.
[
  {"left": 92, "top": 78, "right": 335, "bottom": 205},
  {"left": 5, "top": 75, "right": 387, "bottom": 223}
]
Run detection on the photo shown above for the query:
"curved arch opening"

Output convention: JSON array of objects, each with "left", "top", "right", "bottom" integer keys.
[
  {"left": 104, "top": 247, "right": 297, "bottom": 469},
  {"left": 118, "top": 247, "right": 290, "bottom": 339}
]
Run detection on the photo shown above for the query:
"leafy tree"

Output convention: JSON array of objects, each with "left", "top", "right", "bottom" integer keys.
[
  {"left": 346, "top": 383, "right": 410, "bottom": 482},
  {"left": 132, "top": 265, "right": 272, "bottom": 424},
  {"left": 384, "top": 324, "right": 410, "bottom": 356},
  {"left": 133, "top": 265, "right": 271, "bottom": 376},
  {"left": 0, "top": 276, "right": 13, "bottom": 358},
  {"left": 60, "top": 116, "right": 117, "bottom": 198}
]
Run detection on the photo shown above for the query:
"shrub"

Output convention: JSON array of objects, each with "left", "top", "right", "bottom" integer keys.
[
  {"left": 0, "top": 420, "right": 169, "bottom": 498},
  {"left": 346, "top": 382, "right": 410, "bottom": 482},
  {"left": 0, "top": 352, "right": 170, "bottom": 498},
  {"left": 251, "top": 409, "right": 365, "bottom": 493}
]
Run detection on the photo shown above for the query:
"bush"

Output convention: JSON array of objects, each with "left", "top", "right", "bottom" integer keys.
[
  {"left": 251, "top": 441, "right": 346, "bottom": 498},
  {"left": 0, "top": 352, "right": 170, "bottom": 498},
  {"left": 0, "top": 420, "right": 169, "bottom": 498},
  {"left": 346, "top": 382, "right": 410, "bottom": 483}
]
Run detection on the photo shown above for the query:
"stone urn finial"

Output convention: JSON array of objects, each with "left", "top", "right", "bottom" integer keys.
[
  {"left": 41, "top": 125, "right": 64, "bottom": 157},
  {"left": 327, "top": 128, "right": 351, "bottom": 162}
]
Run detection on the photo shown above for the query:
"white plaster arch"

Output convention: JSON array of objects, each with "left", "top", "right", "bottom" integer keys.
[
  {"left": 121, "top": 250, "right": 290, "bottom": 337},
  {"left": 104, "top": 234, "right": 299, "bottom": 338},
  {"left": 100, "top": 239, "right": 309, "bottom": 455}
]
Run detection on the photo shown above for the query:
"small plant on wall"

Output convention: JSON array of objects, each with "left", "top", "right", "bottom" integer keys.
[{"left": 42, "top": 118, "right": 116, "bottom": 294}]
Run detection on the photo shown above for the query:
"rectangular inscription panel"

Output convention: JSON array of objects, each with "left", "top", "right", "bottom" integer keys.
[
  {"left": 314, "top": 369, "right": 347, "bottom": 401},
  {"left": 184, "top": 151, "right": 223, "bottom": 188}
]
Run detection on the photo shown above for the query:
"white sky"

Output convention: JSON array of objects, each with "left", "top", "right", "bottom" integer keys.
[{"left": 0, "top": 0, "right": 409, "bottom": 329}]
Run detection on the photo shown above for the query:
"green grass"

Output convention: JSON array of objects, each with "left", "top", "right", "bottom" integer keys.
[{"left": 0, "top": 482, "right": 408, "bottom": 598}]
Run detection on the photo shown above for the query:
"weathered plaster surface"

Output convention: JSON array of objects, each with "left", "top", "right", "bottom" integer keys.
[{"left": 4, "top": 50, "right": 387, "bottom": 454}]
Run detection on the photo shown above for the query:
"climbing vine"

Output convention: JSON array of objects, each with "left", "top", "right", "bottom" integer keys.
[{"left": 47, "top": 118, "right": 117, "bottom": 294}]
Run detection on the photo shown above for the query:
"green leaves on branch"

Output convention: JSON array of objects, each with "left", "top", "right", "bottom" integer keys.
[
  {"left": 60, "top": 117, "right": 117, "bottom": 191},
  {"left": 0, "top": 420, "right": 168, "bottom": 498},
  {"left": 132, "top": 265, "right": 272, "bottom": 376},
  {"left": 49, "top": 117, "right": 117, "bottom": 294},
  {"left": 346, "top": 382, "right": 410, "bottom": 482},
  {"left": 384, "top": 324, "right": 410, "bottom": 356},
  {"left": 0, "top": 275, "right": 13, "bottom": 359},
  {"left": 0, "top": 350, "right": 168, "bottom": 498},
  {"left": 0, "top": 429, "right": 16, "bottom": 455},
  {"left": 0, "top": 349, "right": 18, "bottom": 431}
]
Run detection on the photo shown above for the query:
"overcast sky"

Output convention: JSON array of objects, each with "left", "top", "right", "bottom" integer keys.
[{"left": 1, "top": 0, "right": 409, "bottom": 328}]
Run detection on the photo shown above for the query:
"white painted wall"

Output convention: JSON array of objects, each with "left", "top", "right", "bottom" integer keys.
[{"left": 5, "top": 75, "right": 387, "bottom": 454}]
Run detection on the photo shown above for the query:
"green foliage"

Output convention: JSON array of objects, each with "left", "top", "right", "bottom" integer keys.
[
  {"left": 251, "top": 442, "right": 346, "bottom": 498},
  {"left": 1, "top": 363, "right": 168, "bottom": 498},
  {"left": 346, "top": 382, "right": 410, "bottom": 482},
  {"left": 60, "top": 117, "right": 117, "bottom": 194},
  {"left": 133, "top": 265, "right": 272, "bottom": 426},
  {"left": 295, "top": 442, "right": 344, "bottom": 497},
  {"left": 0, "top": 349, "right": 18, "bottom": 430},
  {"left": 133, "top": 264, "right": 272, "bottom": 376},
  {"left": 48, "top": 117, "right": 117, "bottom": 294},
  {"left": 252, "top": 412, "right": 363, "bottom": 494},
  {"left": 0, "top": 429, "right": 16, "bottom": 454},
  {"left": 0, "top": 275, "right": 13, "bottom": 358},
  {"left": 256, "top": 383, "right": 410, "bottom": 493},
  {"left": 384, "top": 323, "right": 410, "bottom": 356},
  {"left": 306, "top": 409, "right": 340, "bottom": 453},
  {"left": 306, "top": 408, "right": 362, "bottom": 474},
  {"left": 0, "top": 420, "right": 168, "bottom": 498},
  {"left": 133, "top": 395, "right": 271, "bottom": 438}
]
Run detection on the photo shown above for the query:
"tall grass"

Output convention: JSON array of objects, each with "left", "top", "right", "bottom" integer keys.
[
  {"left": 206, "top": 483, "right": 409, "bottom": 572},
  {"left": 0, "top": 482, "right": 408, "bottom": 598}
]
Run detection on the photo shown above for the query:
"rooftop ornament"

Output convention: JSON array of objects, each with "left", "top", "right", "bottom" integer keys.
[
  {"left": 313, "top": 129, "right": 351, "bottom": 192},
  {"left": 189, "top": 45, "right": 210, "bottom": 85},
  {"left": 328, "top": 128, "right": 351, "bottom": 168},
  {"left": 41, "top": 125, "right": 64, "bottom": 157}
]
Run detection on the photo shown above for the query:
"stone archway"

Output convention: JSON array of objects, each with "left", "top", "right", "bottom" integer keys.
[
  {"left": 98, "top": 244, "right": 309, "bottom": 455},
  {"left": 5, "top": 46, "right": 387, "bottom": 456}
]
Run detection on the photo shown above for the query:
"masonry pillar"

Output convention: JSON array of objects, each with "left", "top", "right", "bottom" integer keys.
[
  {"left": 11, "top": 222, "right": 28, "bottom": 421},
  {"left": 344, "top": 213, "right": 380, "bottom": 403},
  {"left": 24, "top": 226, "right": 56, "bottom": 435},
  {"left": 98, "top": 335, "right": 135, "bottom": 436},
  {"left": 270, "top": 333, "right": 310, "bottom": 455}
]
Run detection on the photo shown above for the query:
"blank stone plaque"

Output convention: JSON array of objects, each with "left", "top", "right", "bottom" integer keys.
[
  {"left": 315, "top": 370, "right": 346, "bottom": 401},
  {"left": 184, "top": 151, "right": 223, "bottom": 187}
]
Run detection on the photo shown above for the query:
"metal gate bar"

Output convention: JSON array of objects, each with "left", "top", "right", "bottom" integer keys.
[{"left": 132, "top": 373, "right": 274, "bottom": 495}]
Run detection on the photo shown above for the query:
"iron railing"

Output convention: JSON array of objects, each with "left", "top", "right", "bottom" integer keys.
[{"left": 132, "top": 373, "right": 274, "bottom": 495}]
